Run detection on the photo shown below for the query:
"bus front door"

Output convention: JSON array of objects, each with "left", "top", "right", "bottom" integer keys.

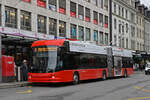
[{"left": 114, "top": 56, "right": 122, "bottom": 76}]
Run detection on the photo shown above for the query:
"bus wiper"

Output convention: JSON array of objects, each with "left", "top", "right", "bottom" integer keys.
[{"left": 46, "top": 68, "right": 54, "bottom": 73}]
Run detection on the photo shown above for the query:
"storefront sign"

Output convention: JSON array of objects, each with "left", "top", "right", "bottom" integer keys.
[{"left": 0, "top": 27, "right": 55, "bottom": 40}]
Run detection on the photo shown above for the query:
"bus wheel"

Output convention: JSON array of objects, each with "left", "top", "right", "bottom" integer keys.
[
  {"left": 102, "top": 72, "right": 107, "bottom": 80},
  {"left": 73, "top": 73, "right": 79, "bottom": 85},
  {"left": 124, "top": 70, "right": 128, "bottom": 78}
]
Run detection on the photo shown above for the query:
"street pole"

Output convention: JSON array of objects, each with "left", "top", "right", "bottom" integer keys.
[{"left": 0, "top": 34, "right": 2, "bottom": 82}]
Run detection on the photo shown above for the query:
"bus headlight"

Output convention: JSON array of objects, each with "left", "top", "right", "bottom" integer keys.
[
  {"left": 52, "top": 76, "right": 55, "bottom": 79},
  {"left": 28, "top": 76, "right": 31, "bottom": 79}
]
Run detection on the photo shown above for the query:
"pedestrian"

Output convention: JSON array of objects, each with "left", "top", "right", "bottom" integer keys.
[{"left": 21, "top": 60, "right": 28, "bottom": 81}]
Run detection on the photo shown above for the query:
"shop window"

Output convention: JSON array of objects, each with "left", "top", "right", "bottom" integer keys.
[
  {"left": 20, "top": 10, "right": 31, "bottom": 31},
  {"left": 37, "top": 0, "right": 46, "bottom": 8},
  {"left": 86, "top": 28, "right": 90, "bottom": 41},
  {"left": 78, "top": 26, "right": 84, "bottom": 41},
  {"left": 100, "top": 31, "right": 103, "bottom": 44},
  {"left": 59, "top": 21, "right": 66, "bottom": 37},
  {"left": 22, "top": 0, "right": 31, "bottom": 3},
  {"left": 99, "top": 13, "right": 103, "bottom": 26},
  {"left": 93, "top": 11, "right": 98, "bottom": 25},
  {"left": 104, "top": 0, "right": 108, "bottom": 11},
  {"left": 48, "top": 0, "right": 57, "bottom": 11},
  {"left": 104, "top": 15, "right": 108, "bottom": 28},
  {"left": 49, "top": 18, "right": 57, "bottom": 35},
  {"left": 37, "top": 15, "right": 46, "bottom": 34},
  {"left": 59, "top": 0, "right": 66, "bottom": 14},
  {"left": 70, "top": 2, "right": 76, "bottom": 18},
  {"left": 70, "top": 24, "right": 77, "bottom": 39},
  {"left": 78, "top": 5, "right": 84, "bottom": 20},
  {"left": 94, "top": 30, "right": 98, "bottom": 43},
  {"left": 85, "top": 8, "right": 90, "bottom": 22},
  {"left": 5, "top": 7, "right": 17, "bottom": 28}
]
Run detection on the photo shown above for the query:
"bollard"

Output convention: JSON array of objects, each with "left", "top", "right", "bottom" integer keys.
[{"left": 18, "top": 67, "right": 21, "bottom": 82}]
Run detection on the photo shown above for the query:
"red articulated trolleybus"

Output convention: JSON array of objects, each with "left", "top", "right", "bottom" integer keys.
[{"left": 28, "top": 39, "right": 133, "bottom": 84}]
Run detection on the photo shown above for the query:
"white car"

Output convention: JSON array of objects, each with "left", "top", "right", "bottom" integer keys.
[{"left": 145, "top": 63, "right": 150, "bottom": 75}]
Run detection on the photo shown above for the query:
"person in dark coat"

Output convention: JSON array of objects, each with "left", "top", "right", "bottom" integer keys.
[{"left": 21, "top": 60, "right": 28, "bottom": 81}]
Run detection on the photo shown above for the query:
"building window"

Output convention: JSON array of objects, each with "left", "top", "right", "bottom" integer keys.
[
  {"left": 122, "top": 38, "right": 124, "bottom": 48},
  {"left": 131, "top": 12, "right": 135, "bottom": 23},
  {"left": 104, "top": 0, "right": 108, "bottom": 11},
  {"left": 137, "top": 42, "right": 139, "bottom": 50},
  {"left": 20, "top": 10, "right": 31, "bottom": 31},
  {"left": 22, "top": 0, "right": 31, "bottom": 3},
  {"left": 70, "top": 2, "right": 76, "bottom": 18},
  {"left": 104, "top": 16, "right": 108, "bottom": 28},
  {"left": 114, "top": 2, "right": 116, "bottom": 13},
  {"left": 70, "top": 24, "right": 77, "bottom": 39},
  {"left": 126, "top": 23, "right": 128, "bottom": 33},
  {"left": 59, "top": 0, "right": 66, "bottom": 14},
  {"left": 93, "top": 11, "right": 98, "bottom": 24},
  {"left": 85, "top": 0, "right": 90, "bottom": 2},
  {"left": 93, "top": 0, "right": 98, "bottom": 6},
  {"left": 122, "top": 8, "right": 124, "bottom": 17},
  {"left": 78, "top": 5, "right": 84, "bottom": 20},
  {"left": 122, "top": 22, "right": 124, "bottom": 34},
  {"left": 59, "top": 21, "right": 66, "bottom": 37},
  {"left": 114, "top": 35, "right": 117, "bottom": 46},
  {"left": 131, "top": 40, "right": 135, "bottom": 50},
  {"left": 114, "top": 18, "right": 117, "bottom": 29},
  {"left": 119, "top": 21, "right": 121, "bottom": 33},
  {"left": 5, "top": 7, "right": 17, "bottom": 28},
  {"left": 131, "top": 25, "right": 135, "bottom": 37},
  {"left": 126, "top": 38, "right": 128, "bottom": 49},
  {"left": 99, "top": 0, "right": 103, "bottom": 8},
  {"left": 119, "top": 5, "right": 121, "bottom": 16},
  {"left": 37, "top": 15, "right": 46, "bottom": 33},
  {"left": 0, "top": 5, "right": 1, "bottom": 26},
  {"left": 49, "top": 18, "right": 57, "bottom": 36},
  {"left": 94, "top": 30, "right": 98, "bottom": 42},
  {"left": 48, "top": 0, "right": 57, "bottom": 11},
  {"left": 105, "top": 33, "right": 108, "bottom": 45},
  {"left": 37, "top": 0, "right": 46, "bottom": 8},
  {"left": 86, "top": 28, "right": 90, "bottom": 41},
  {"left": 126, "top": 9, "right": 128, "bottom": 19},
  {"left": 119, "top": 36, "right": 121, "bottom": 47},
  {"left": 99, "top": 13, "right": 103, "bottom": 26},
  {"left": 100, "top": 31, "right": 103, "bottom": 44},
  {"left": 78, "top": 26, "right": 84, "bottom": 41},
  {"left": 85, "top": 8, "right": 90, "bottom": 22}
]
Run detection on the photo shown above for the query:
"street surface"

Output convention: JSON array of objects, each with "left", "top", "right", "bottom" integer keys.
[{"left": 0, "top": 71, "right": 150, "bottom": 100}]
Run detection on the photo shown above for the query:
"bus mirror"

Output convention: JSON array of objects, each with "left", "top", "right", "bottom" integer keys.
[{"left": 63, "top": 41, "right": 70, "bottom": 52}]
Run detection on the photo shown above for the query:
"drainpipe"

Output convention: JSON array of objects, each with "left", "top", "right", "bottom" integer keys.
[{"left": 109, "top": 0, "right": 112, "bottom": 46}]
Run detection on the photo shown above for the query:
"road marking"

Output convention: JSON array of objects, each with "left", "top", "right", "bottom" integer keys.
[
  {"left": 134, "top": 86, "right": 150, "bottom": 93},
  {"left": 134, "top": 86, "right": 142, "bottom": 90},
  {"left": 16, "top": 89, "right": 32, "bottom": 94},
  {"left": 128, "top": 97, "right": 150, "bottom": 100}
]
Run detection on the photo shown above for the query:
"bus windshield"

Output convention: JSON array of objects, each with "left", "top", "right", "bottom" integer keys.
[{"left": 32, "top": 46, "right": 57, "bottom": 73}]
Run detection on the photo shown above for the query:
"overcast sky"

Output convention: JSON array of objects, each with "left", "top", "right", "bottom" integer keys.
[{"left": 141, "top": 0, "right": 150, "bottom": 7}]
